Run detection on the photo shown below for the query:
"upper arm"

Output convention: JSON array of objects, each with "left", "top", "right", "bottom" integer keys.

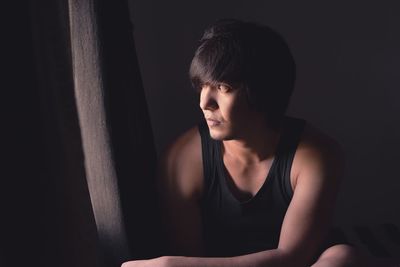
[
  {"left": 157, "top": 126, "right": 204, "bottom": 256},
  {"left": 277, "top": 125, "right": 345, "bottom": 265}
]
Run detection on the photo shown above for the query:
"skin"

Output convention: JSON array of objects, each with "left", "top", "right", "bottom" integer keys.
[{"left": 122, "top": 83, "right": 397, "bottom": 267}]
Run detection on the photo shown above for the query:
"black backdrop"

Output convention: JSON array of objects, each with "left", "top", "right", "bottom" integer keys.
[{"left": 129, "top": 0, "right": 400, "bottom": 229}]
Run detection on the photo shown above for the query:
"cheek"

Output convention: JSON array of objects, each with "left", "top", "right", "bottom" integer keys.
[{"left": 222, "top": 95, "right": 249, "bottom": 123}]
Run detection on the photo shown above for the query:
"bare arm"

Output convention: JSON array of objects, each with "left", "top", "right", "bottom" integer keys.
[{"left": 276, "top": 129, "right": 344, "bottom": 265}]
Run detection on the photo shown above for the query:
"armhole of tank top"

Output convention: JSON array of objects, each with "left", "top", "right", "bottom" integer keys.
[
  {"left": 198, "top": 120, "right": 213, "bottom": 201},
  {"left": 282, "top": 117, "right": 307, "bottom": 204}
]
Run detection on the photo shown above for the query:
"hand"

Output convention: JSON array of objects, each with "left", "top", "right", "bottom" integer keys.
[{"left": 121, "top": 256, "right": 171, "bottom": 267}]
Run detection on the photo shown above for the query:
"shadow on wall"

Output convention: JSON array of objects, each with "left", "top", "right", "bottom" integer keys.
[{"left": 128, "top": 0, "right": 400, "bottom": 225}]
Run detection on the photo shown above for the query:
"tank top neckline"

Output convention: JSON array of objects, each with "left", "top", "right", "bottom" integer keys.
[{"left": 215, "top": 120, "right": 288, "bottom": 205}]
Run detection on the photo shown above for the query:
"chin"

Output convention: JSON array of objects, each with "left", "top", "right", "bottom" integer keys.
[{"left": 208, "top": 127, "right": 235, "bottom": 141}]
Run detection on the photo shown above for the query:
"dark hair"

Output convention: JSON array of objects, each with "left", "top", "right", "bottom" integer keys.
[{"left": 189, "top": 19, "right": 296, "bottom": 128}]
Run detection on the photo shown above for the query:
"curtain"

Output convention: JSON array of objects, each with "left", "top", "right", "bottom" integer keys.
[{"left": 2, "top": 1, "right": 159, "bottom": 266}]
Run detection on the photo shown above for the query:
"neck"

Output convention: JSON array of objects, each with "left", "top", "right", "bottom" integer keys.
[{"left": 222, "top": 119, "right": 283, "bottom": 165}]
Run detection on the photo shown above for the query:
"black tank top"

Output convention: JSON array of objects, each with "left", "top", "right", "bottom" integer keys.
[{"left": 198, "top": 116, "right": 306, "bottom": 257}]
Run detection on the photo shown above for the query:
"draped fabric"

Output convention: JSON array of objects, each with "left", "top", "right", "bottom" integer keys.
[{"left": 3, "top": 1, "right": 158, "bottom": 266}]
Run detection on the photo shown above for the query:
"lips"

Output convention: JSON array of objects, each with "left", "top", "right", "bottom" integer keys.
[
  {"left": 206, "top": 118, "right": 221, "bottom": 123},
  {"left": 206, "top": 117, "right": 222, "bottom": 126}
]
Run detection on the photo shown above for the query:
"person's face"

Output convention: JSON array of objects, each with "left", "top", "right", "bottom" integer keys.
[{"left": 199, "top": 82, "right": 261, "bottom": 140}]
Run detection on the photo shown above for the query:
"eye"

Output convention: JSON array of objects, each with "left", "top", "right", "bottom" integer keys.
[{"left": 217, "top": 83, "right": 232, "bottom": 93}]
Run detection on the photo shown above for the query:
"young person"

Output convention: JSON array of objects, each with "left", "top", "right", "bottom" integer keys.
[{"left": 123, "top": 19, "right": 393, "bottom": 267}]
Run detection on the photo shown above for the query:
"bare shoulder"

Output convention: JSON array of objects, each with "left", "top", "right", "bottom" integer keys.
[
  {"left": 158, "top": 125, "right": 204, "bottom": 200},
  {"left": 291, "top": 122, "right": 345, "bottom": 190},
  {"left": 157, "top": 126, "right": 205, "bottom": 255}
]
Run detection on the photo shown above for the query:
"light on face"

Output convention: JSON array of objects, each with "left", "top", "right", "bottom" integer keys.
[{"left": 199, "top": 84, "right": 218, "bottom": 111}]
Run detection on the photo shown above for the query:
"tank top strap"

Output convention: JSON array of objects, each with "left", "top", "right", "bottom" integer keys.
[{"left": 274, "top": 116, "right": 307, "bottom": 204}]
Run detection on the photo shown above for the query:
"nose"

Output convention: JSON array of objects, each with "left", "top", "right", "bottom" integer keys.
[{"left": 199, "top": 85, "right": 218, "bottom": 111}]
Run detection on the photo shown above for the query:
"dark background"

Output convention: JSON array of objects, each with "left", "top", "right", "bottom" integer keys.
[{"left": 128, "top": 0, "right": 400, "bottom": 227}]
